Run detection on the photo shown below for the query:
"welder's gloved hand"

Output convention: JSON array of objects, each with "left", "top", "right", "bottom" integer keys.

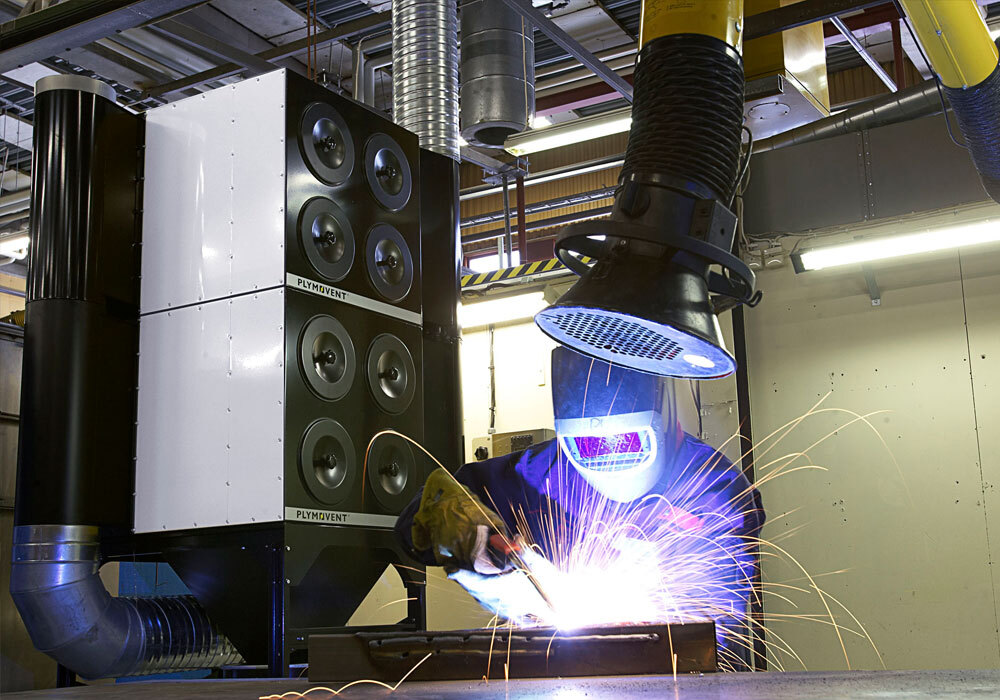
[{"left": 411, "top": 467, "right": 512, "bottom": 575}]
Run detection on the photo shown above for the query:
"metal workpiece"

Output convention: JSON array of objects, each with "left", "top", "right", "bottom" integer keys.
[
  {"left": 309, "top": 622, "right": 718, "bottom": 681},
  {"left": 392, "top": 0, "right": 460, "bottom": 160},
  {"left": 9, "top": 525, "right": 242, "bottom": 679},
  {"left": 459, "top": 0, "right": 534, "bottom": 148}
]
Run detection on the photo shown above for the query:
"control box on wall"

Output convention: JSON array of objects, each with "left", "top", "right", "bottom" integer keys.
[{"left": 135, "top": 70, "right": 426, "bottom": 534}]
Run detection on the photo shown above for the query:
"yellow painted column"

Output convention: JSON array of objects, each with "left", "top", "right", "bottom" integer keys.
[
  {"left": 639, "top": 0, "right": 744, "bottom": 51},
  {"left": 899, "top": 0, "right": 998, "bottom": 88}
]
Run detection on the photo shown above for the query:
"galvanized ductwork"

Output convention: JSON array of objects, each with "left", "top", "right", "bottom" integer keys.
[
  {"left": 392, "top": 0, "right": 460, "bottom": 160},
  {"left": 754, "top": 79, "right": 945, "bottom": 153},
  {"left": 10, "top": 526, "right": 241, "bottom": 679},
  {"left": 460, "top": 0, "right": 534, "bottom": 148},
  {"left": 11, "top": 75, "right": 241, "bottom": 680}
]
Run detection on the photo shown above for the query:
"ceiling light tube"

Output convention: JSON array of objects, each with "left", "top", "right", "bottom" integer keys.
[
  {"left": 504, "top": 107, "right": 632, "bottom": 156},
  {"left": 459, "top": 291, "right": 547, "bottom": 329},
  {"left": 791, "top": 218, "right": 1000, "bottom": 272},
  {"left": 0, "top": 233, "right": 30, "bottom": 260}
]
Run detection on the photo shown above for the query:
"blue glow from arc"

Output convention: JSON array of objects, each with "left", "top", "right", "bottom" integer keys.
[{"left": 534, "top": 306, "right": 737, "bottom": 379}]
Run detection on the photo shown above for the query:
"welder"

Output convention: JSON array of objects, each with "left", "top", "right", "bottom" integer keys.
[{"left": 395, "top": 345, "right": 764, "bottom": 668}]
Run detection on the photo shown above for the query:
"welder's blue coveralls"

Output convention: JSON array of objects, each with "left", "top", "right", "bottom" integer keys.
[{"left": 396, "top": 432, "right": 765, "bottom": 668}]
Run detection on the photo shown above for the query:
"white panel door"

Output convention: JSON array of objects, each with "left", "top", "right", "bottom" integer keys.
[
  {"left": 142, "top": 89, "right": 235, "bottom": 313},
  {"left": 231, "top": 70, "right": 287, "bottom": 295},
  {"left": 227, "top": 288, "right": 285, "bottom": 525},
  {"left": 135, "top": 302, "right": 231, "bottom": 532}
]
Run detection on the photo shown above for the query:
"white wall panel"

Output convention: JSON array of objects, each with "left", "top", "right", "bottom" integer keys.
[
  {"left": 745, "top": 245, "right": 1000, "bottom": 671},
  {"left": 231, "top": 71, "right": 286, "bottom": 294},
  {"left": 960, "top": 248, "right": 1000, "bottom": 642},
  {"left": 136, "top": 291, "right": 286, "bottom": 532},
  {"left": 142, "top": 70, "right": 286, "bottom": 313},
  {"left": 136, "top": 302, "right": 231, "bottom": 532},
  {"left": 228, "top": 288, "right": 285, "bottom": 525}
]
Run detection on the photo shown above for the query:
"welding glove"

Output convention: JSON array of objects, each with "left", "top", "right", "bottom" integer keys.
[{"left": 411, "top": 467, "right": 512, "bottom": 575}]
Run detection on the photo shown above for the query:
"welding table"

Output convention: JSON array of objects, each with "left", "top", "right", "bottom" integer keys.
[{"left": 6, "top": 670, "right": 1000, "bottom": 699}]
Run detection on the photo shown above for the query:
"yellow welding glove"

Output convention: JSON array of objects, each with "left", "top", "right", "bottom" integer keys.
[{"left": 411, "top": 467, "right": 511, "bottom": 574}]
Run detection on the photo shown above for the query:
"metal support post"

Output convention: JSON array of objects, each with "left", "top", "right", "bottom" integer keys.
[
  {"left": 732, "top": 306, "right": 766, "bottom": 671},
  {"left": 268, "top": 545, "right": 287, "bottom": 678},
  {"left": 501, "top": 175, "right": 514, "bottom": 267},
  {"left": 516, "top": 175, "right": 528, "bottom": 262}
]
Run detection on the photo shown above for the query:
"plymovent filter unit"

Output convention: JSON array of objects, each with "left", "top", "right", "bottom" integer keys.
[{"left": 12, "top": 69, "right": 462, "bottom": 680}]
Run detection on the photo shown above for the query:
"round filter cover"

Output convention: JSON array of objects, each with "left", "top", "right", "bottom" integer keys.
[
  {"left": 366, "top": 333, "right": 416, "bottom": 414},
  {"left": 365, "top": 224, "right": 413, "bottom": 302},
  {"left": 366, "top": 433, "right": 417, "bottom": 512},
  {"left": 300, "top": 102, "right": 355, "bottom": 185},
  {"left": 364, "top": 132, "right": 412, "bottom": 211},
  {"left": 298, "top": 197, "right": 355, "bottom": 282},
  {"left": 535, "top": 305, "right": 736, "bottom": 379},
  {"left": 299, "top": 315, "right": 356, "bottom": 400},
  {"left": 300, "top": 418, "right": 356, "bottom": 506}
]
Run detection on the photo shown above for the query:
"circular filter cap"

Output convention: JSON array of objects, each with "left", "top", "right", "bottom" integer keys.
[
  {"left": 300, "top": 418, "right": 356, "bottom": 506},
  {"left": 300, "top": 102, "right": 355, "bottom": 185},
  {"left": 365, "top": 224, "right": 413, "bottom": 302},
  {"left": 299, "top": 315, "right": 356, "bottom": 400},
  {"left": 298, "top": 197, "right": 355, "bottom": 282},
  {"left": 366, "top": 433, "right": 417, "bottom": 512},
  {"left": 535, "top": 305, "right": 736, "bottom": 379},
  {"left": 366, "top": 333, "right": 416, "bottom": 414},
  {"left": 364, "top": 132, "right": 412, "bottom": 211}
]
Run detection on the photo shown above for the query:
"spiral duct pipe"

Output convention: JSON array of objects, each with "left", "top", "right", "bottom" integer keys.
[
  {"left": 392, "top": 0, "right": 460, "bottom": 160},
  {"left": 10, "top": 526, "right": 243, "bottom": 679}
]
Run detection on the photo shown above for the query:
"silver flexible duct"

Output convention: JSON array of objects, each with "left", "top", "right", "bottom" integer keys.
[
  {"left": 460, "top": 0, "right": 534, "bottom": 148},
  {"left": 754, "top": 79, "right": 944, "bottom": 153},
  {"left": 10, "top": 525, "right": 242, "bottom": 679},
  {"left": 392, "top": 0, "right": 460, "bottom": 160}
]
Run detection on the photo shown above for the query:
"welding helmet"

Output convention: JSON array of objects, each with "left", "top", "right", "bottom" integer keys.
[{"left": 552, "top": 346, "right": 678, "bottom": 502}]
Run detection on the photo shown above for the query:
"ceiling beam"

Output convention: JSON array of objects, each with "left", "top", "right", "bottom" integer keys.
[
  {"left": 143, "top": 11, "right": 388, "bottom": 98},
  {"left": 497, "top": 0, "right": 633, "bottom": 103},
  {"left": 745, "top": 0, "right": 885, "bottom": 40},
  {"left": 0, "top": 0, "right": 210, "bottom": 73},
  {"left": 155, "top": 17, "right": 276, "bottom": 75}
]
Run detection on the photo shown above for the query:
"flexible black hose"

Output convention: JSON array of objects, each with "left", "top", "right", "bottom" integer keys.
[
  {"left": 944, "top": 60, "right": 1000, "bottom": 203},
  {"left": 621, "top": 34, "right": 745, "bottom": 204}
]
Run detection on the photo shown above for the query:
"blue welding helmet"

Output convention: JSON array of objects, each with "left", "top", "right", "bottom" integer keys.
[{"left": 552, "top": 346, "right": 678, "bottom": 502}]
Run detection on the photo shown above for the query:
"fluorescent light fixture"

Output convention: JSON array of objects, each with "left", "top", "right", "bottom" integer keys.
[
  {"left": 0, "top": 233, "right": 30, "bottom": 260},
  {"left": 991, "top": 26, "right": 1000, "bottom": 40},
  {"left": 460, "top": 158, "right": 624, "bottom": 201},
  {"left": 459, "top": 291, "right": 547, "bottom": 328},
  {"left": 505, "top": 107, "right": 631, "bottom": 156},
  {"left": 529, "top": 114, "right": 552, "bottom": 129},
  {"left": 791, "top": 218, "right": 1000, "bottom": 271}
]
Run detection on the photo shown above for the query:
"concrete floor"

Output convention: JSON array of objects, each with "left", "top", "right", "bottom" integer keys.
[{"left": 4, "top": 670, "right": 1000, "bottom": 699}]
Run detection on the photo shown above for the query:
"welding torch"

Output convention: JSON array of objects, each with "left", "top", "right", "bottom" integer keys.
[{"left": 488, "top": 533, "right": 557, "bottom": 615}]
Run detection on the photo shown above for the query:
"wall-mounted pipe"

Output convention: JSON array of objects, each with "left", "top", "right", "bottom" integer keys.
[
  {"left": 11, "top": 74, "right": 242, "bottom": 681},
  {"left": 899, "top": 0, "right": 1000, "bottom": 203},
  {"left": 754, "top": 78, "right": 945, "bottom": 153}
]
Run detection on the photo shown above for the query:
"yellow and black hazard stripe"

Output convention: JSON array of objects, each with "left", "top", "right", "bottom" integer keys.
[{"left": 460, "top": 256, "right": 592, "bottom": 289}]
